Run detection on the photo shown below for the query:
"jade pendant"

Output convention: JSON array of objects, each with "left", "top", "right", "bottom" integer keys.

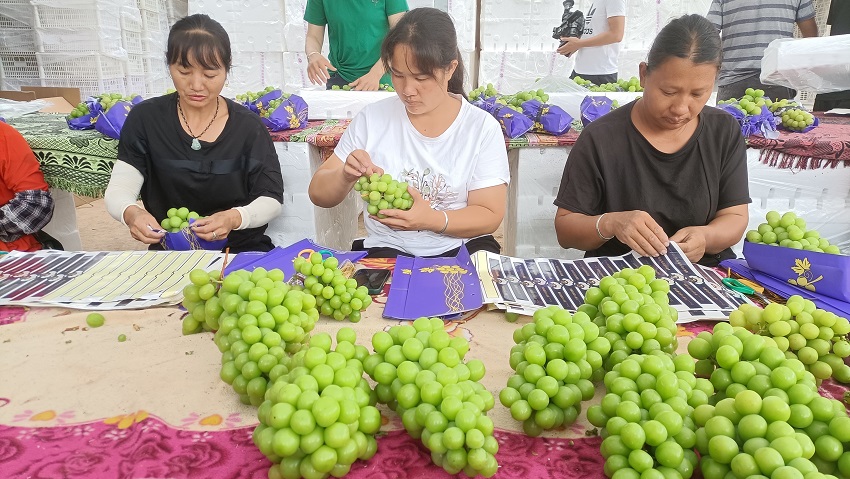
[{"left": 191, "top": 138, "right": 201, "bottom": 150}]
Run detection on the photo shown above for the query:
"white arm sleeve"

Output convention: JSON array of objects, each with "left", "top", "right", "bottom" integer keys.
[
  {"left": 104, "top": 161, "right": 145, "bottom": 225},
  {"left": 234, "top": 196, "right": 283, "bottom": 230}
]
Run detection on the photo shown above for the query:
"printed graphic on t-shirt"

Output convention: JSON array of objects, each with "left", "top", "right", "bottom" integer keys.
[
  {"left": 584, "top": 3, "right": 596, "bottom": 36},
  {"left": 400, "top": 167, "right": 458, "bottom": 210}
]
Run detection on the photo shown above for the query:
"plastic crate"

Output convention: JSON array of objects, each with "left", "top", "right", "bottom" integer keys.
[
  {"left": 0, "top": 27, "right": 36, "bottom": 53},
  {"left": 145, "top": 76, "right": 171, "bottom": 96},
  {"left": 37, "top": 52, "right": 126, "bottom": 81},
  {"left": 0, "top": 0, "right": 35, "bottom": 27},
  {"left": 41, "top": 76, "right": 126, "bottom": 98},
  {"left": 142, "top": 36, "right": 165, "bottom": 55},
  {"left": 36, "top": 27, "right": 126, "bottom": 56},
  {"left": 140, "top": 8, "right": 169, "bottom": 33},
  {"left": 137, "top": 0, "right": 166, "bottom": 12},
  {"left": 120, "top": 10, "right": 142, "bottom": 32},
  {"left": 33, "top": 1, "right": 123, "bottom": 30},
  {"left": 796, "top": 90, "right": 817, "bottom": 110},
  {"left": 126, "top": 53, "right": 144, "bottom": 75},
  {"left": 122, "top": 28, "right": 143, "bottom": 54},
  {"left": 0, "top": 52, "right": 39, "bottom": 82}
]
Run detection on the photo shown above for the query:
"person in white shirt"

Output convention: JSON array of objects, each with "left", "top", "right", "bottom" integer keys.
[
  {"left": 557, "top": 0, "right": 626, "bottom": 85},
  {"left": 309, "top": 7, "right": 510, "bottom": 258}
]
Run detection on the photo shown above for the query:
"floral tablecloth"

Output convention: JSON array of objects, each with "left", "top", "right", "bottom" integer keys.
[
  {"left": 9, "top": 111, "right": 849, "bottom": 200},
  {"left": 1, "top": 258, "right": 847, "bottom": 479}
]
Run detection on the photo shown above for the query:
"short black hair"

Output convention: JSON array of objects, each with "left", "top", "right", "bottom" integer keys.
[
  {"left": 647, "top": 14, "right": 721, "bottom": 72},
  {"left": 166, "top": 14, "right": 232, "bottom": 72},
  {"left": 381, "top": 8, "right": 466, "bottom": 97}
]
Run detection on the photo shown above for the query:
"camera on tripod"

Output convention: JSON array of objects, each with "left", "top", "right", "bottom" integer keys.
[{"left": 553, "top": 0, "right": 585, "bottom": 50}]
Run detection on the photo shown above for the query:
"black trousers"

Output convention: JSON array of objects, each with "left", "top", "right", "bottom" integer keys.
[
  {"left": 325, "top": 74, "right": 350, "bottom": 90},
  {"left": 571, "top": 70, "right": 618, "bottom": 86},
  {"left": 351, "top": 235, "right": 502, "bottom": 259}
]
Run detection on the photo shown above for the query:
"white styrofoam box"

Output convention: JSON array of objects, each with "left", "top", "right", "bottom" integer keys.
[
  {"left": 274, "top": 141, "right": 311, "bottom": 192},
  {"left": 222, "top": 21, "right": 285, "bottom": 52},
  {"left": 223, "top": 51, "right": 284, "bottom": 97},
  {"left": 407, "top": 0, "right": 478, "bottom": 51},
  {"left": 617, "top": 48, "right": 647, "bottom": 81},
  {"left": 309, "top": 145, "right": 359, "bottom": 251},
  {"left": 296, "top": 89, "right": 394, "bottom": 120},
  {"left": 741, "top": 148, "right": 850, "bottom": 254},
  {"left": 460, "top": 46, "right": 477, "bottom": 92},
  {"left": 283, "top": 51, "right": 312, "bottom": 93},
  {"left": 479, "top": 0, "right": 562, "bottom": 51},
  {"left": 478, "top": 50, "right": 572, "bottom": 94},
  {"left": 188, "top": 0, "right": 238, "bottom": 22},
  {"left": 230, "top": 0, "right": 284, "bottom": 22}
]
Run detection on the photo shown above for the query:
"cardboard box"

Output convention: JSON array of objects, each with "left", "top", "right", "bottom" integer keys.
[{"left": 0, "top": 86, "right": 79, "bottom": 114}]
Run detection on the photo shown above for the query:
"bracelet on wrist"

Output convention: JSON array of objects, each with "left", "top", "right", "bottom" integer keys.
[
  {"left": 438, "top": 210, "right": 449, "bottom": 235},
  {"left": 306, "top": 51, "right": 320, "bottom": 58},
  {"left": 596, "top": 213, "right": 614, "bottom": 241}
]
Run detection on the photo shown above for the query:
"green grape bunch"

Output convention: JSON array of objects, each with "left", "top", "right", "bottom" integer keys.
[
  {"left": 781, "top": 108, "right": 815, "bottom": 132},
  {"left": 353, "top": 173, "right": 413, "bottom": 218},
  {"left": 294, "top": 252, "right": 371, "bottom": 322},
  {"left": 366, "top": 318, "right": 499, "bottom": 477},
  {"left": 728, "top": 297, "right": 850, "bottom": 384},
  {"left": 161, "top": 206, "right": 201, "bottom": 233},
  {"left": 330, "top": 85, "right": 352, "bottom": 91},
  {"left": 499, "top": 305, "right": 610, "bottom": 437},
  {"left": 68, "top": 92, "right": 140, "bottom": 119},
  {"left": 717, "top": 87, "right": 773, "bottom": 116},
  {"left": 768, "top": 98, "right": 800, "bottom": 114},
  {"left": 236, "top": 86, "right": 277, "bottom": 104},
  {"left": 745, "top": 210, "right": 842, "bottom": 254},
  {"left": 468, "top": 83, "right": 499, "bottom": 101},
  {"left": 257, "top": 329, "right": 382, "bottom": 479},
  {"left": 573, "top": 76, "right": 595, "bottom": 88},
  {"left": 584, "top": 76, "right": 643, "bottom": 93},
  {"left": 67, "top": 102, "right": 92, "bottom": 119},
  {"left": 260, "top": 93, "right": 293, "bottom": 119}
]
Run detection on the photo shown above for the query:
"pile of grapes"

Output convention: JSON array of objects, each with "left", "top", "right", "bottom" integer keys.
[
  {"left": 256, "top": 329, "right": 382, "bottom": 479},
  {"left": 588, "top": 352, "right": 704, "bottom": 479},
  {"left": 67, "top": 93, "right": 140, "bottom": 119},
  {"left": 586, "top": 77, "right": 643, "bottom": 93},
  {"left": 729, "top": 297, "right": 850, "bottom": 383},
  {"left": 745, "top": 211, "right": 842, "bottom": 254},
  {"left": 499, "top": 305, "right": 609, "bottom": 436},
  {"left": 365, "top": 318, "right": 499, "bottom": 477},
  {"left": 353, "top": 173, "right": 413, "bottom": 217},
  {"left": 780, "top": 108, "right": 815, "bottom": 132},
  {"left": 688, "top": 323, "right": 850, "bottom": 479},
  {"left": 160, "top": 207, "right": 200, "bottom": 233},
  {"left": 330, "top": 84, "right": 395, "bottom": 92},
  {"left": 717, "top": 87, "right": 770, "bottom": 115},
  {"left": 468, "top": 83, "right": 499, "bottom": 101},
  {"left": 259, "top": 93, "right": 297, "bottom": 119},
  {"left": 582, "top": 266, "right": 679, "bottom": 368},
  {"left": 293, "top": 252, "right": 371, "bottom": 322},
  {"left": 235, "top": 86, "right": 278, "bottom": 104}
]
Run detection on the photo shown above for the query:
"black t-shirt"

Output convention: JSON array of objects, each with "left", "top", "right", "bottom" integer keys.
[
  {"left": 554, "top": 101, "right": 750, "bottom": 266},
  {"left": 117, "top": 93, "right": 284, "bottom": 253}
]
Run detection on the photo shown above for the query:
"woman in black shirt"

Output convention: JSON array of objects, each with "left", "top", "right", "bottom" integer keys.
[
  {"left": 554, "top": 14, "right": 750, "bottom": 266},
  {"left": 105, "top": 14, "right": 284, "bottom": 253}
]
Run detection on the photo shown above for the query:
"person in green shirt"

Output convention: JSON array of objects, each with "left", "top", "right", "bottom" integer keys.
[{"left": 304, "top": 0, "right": 408, "bottom": 90}]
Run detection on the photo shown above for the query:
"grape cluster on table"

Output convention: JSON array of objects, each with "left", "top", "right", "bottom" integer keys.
[{"left": 746, "top": 210, "right": 842, "bottom": 255}]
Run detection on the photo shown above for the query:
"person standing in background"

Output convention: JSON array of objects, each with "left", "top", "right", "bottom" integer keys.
[
  {"left": 813, "top": 0, "right": 850, "bottom": 111},
  {"left": 557, "top": 0, "right": 626, "bottom": 86},
  {"left": 707, "top": 0, "right": 818, "bottom": 101},
  {"left": 304, "top": 0, "right": 408, "bottom": 91}
]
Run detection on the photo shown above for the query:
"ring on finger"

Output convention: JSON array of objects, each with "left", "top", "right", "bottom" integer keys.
[{"left": 213, "top": 231, "right": 218, "bottom": 240}]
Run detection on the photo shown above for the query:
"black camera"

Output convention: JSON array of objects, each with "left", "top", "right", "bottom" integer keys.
[{"left": 553, "top": 0, "right": 585, "bottom": 49}]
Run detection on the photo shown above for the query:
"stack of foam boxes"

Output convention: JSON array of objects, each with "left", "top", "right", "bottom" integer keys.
[
  {"left": 281, "top": 0, "right": 326, "bottom": 93},
  {"left": 189, "top": 0, "right": 286, "bottom": 97},
  {"left": 30, "top": 0, "right": 141, "bottom": 97},
  {"left": 125, "top": 0, "right": 172, "bottom": 97},
  {"left": 407, "top": 0, "right": 478, "bottom": 93},
  {"left": 0, "top": 1, "right": 39, "bottom": 90},
  {"left": 477, "top": 0, "right": 571, "bottom": 94}
]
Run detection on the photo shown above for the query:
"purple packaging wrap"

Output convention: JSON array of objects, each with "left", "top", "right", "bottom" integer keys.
[
  {"left": 244, "top": 89, "right": 283, "bottom": 114},
  {"left": 719, "top": 104, "right": 779, "bottom": 139},
  {"left": 521, "top": 99, "right": 573, "bottom": 135},
  {"left": 471, "top": 95, "right": 499, "bottom": 113},
  {"left": 66, "top": 98, "right": 102, "bottom": 130},
  {"left": 222, "top": 239, "right": 367, "bottom": 279},
  {"left": 259, "top": 95, "right": 309, "bottom": 131},
  {"left": 161, "top": 219, "right": 227, "bottom": 251},
  {"left": 94, "top": 100, "right": 134, "bottom": 139},
  {"left": 491, "top": 104, "right": 533, "bottom": 138},
  {"left": 580, "top": 96, "right": 615, "bottom": 126},
  {"left": 743, "top": 241, "right": 850, "bottom": 302}
]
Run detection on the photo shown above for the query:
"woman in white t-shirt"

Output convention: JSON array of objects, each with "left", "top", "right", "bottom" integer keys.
[{"left": 309, "top": 7, "right": 510, "bottom": 258}]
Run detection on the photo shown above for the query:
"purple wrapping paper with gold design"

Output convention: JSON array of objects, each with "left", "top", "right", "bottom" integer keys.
[
  {"left": 66, "top": 99, "right": 102, "bottom": 130},
  {"left": 472, "top": 95, "right": 498, "bottom": 113},
  {"left": 719, "top": 104, "right": 779, "bottom": 139},
  {"left": 94, "top": 100, "right": 133, "bottom": 139},
  {"left": 244, "top": 89, "right": 283, "bottom": 114},
  {"left": 580, "top": 96, "right": 615, "bottom": 126},
  {"left": 260, "top": 95, "right": 309, "bottom": 132},
  {"left": 223, "top": 239, "right": 367, "bottom": 279},
  {"left": 491, "top": 104, "right": 533, "bottom": 139},
  {"left": 384, "top": 245, "right": 483, "bottom": 320},
  {"left": 521, "top": 99, "right": 573, "bottom": 135},
  {"left": 161, "top": 219, "right": 227, "bottom": 251},
  {"left": 743, "top": 241, "right": 850, "bottom": 302}
]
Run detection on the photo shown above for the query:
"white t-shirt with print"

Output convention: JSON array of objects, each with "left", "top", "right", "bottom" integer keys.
[
  {"left": 573, "top": 0, "right": 627, "bottom": 76},
  {"left": 334, "top": 95, "right": 510, "bottom": 257}
]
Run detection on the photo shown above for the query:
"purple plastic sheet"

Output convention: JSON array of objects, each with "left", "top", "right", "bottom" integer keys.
[
  {"left": 222, "top": 239, "right": 367, "bottom": 280},
  {"left": 383, "top": 245, "right": 483, "bottom": 320},
  {"left": 722, "top": 258, "right": 850, "bottom": 318},
  {"left": 743, "top": 241, "right": 850, "bottom": 303},
  {"left": 66, "top": 98, "right": 102, "bottom": 130},
  {"left": 491, "top": 104, "right": 533, "bottom": 139},
  {"left": 580, "top": 96, "right": 615, "bottom": 126},
  {"left": 521, "top": 99, "right": 573, "bottom": 135},
  {"left": 160, "top": 218, "right": 227, "bottom": 251},
  {"left": 719, "top": 104, "right": 779, "bottom": 139},
  {"left": 472, "top": 96, "right": 498, "bottom": 113},
  {"left": 94, "top": 100, "right": 133, "bottom": 139},
  {"left": 260, "top": 95, "right": 309, "bottom": 132}
]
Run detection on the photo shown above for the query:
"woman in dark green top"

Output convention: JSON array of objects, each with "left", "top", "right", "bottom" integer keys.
[{"left": 304, "top": 0, "right": 407, "bottom": 90}]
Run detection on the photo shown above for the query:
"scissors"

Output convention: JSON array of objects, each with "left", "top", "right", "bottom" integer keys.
[{"left": 722, "top": 277, "right": 755, "bottom": 295}]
